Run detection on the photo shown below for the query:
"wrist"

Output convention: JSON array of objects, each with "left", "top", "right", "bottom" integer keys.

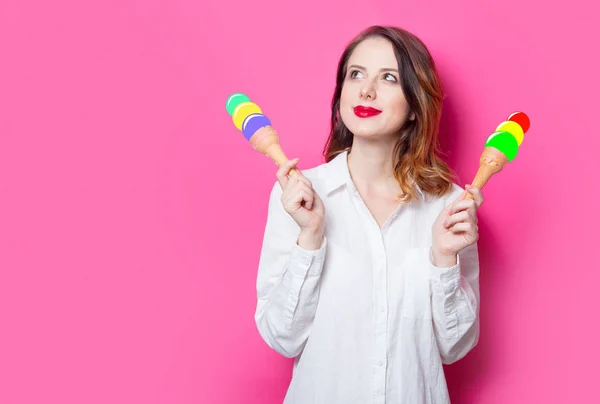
[
  {"left": 298, "top": 227, "right": 325, "bottom": 251},
  {"left": 430, "top": 246, "right": 457, "bottom": 268}
]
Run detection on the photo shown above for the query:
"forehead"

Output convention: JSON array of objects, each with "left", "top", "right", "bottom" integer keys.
[{"left": 347, "top": 36, "right": 398, "bottom": 69}]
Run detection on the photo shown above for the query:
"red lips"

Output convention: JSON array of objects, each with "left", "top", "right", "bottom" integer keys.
[{"left": 353, "top": 105, "right": 382, "bottom": 118}]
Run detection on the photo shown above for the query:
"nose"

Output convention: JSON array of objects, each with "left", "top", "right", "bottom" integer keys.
[{"left": 359, "top": 81, "right": 376, "bottom": 100}]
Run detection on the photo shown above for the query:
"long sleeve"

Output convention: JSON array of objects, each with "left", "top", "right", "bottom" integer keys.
[
  {"left": 254, "top": 182, "right": 327, "bottom": 358},
  {"left": 429, "top": 241, "right": 480, "bottom": 364}
]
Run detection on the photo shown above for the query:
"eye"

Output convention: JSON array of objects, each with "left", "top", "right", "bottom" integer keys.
[
  {"left": 349, "top": 70, "right": 364, "bottom": 79},
  {"left": 383, "top": 73, "right": 398, "bottom": 82}
]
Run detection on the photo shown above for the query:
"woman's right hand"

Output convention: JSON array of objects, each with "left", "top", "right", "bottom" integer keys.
[{"left": 277, "top": 158, "right": 325, "bottom": 249}]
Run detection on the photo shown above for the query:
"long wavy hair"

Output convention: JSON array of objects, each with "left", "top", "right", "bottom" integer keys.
[{"left": 323, "top": 25, "right": 456, "bottom": 202}]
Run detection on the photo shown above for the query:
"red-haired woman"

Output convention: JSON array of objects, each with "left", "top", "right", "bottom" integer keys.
[{"left": 254, "top": 25, "right": 483, "bottom": 404}]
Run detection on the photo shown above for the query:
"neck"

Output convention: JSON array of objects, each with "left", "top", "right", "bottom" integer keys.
[{"left": 347, "top": 137, "right": 399, "bottom": 192}]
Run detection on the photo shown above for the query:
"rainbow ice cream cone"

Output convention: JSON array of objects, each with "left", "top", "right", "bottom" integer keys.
[
  {"left": 467, "top": 112, "right": 530, "bottom": 199},
  {"left": 226, "top": 92, "right": 299, "bottom": 178}
]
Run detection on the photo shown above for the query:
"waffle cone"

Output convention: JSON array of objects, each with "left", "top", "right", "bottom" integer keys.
[
  {"left": 466, "top": 147, "right": 508, "bottom": 200},
  {"left": 249, "top": 126, "right": 299, "bottom": 177}
]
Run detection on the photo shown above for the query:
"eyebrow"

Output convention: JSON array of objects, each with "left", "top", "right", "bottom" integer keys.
[{"left": 348, "top": 64, "right": 399, "bottom": 73}]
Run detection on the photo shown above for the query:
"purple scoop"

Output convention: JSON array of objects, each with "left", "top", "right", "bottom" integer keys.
[{"left": 242, "top": 114, "right": 271, "bottom": 140}]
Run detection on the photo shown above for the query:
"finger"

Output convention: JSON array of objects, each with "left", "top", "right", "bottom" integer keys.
[
  {"left": 443, "top": 211, "right": 470, "bottom": 229},
  {"left": 465, "top": 185, "right": 484, "bottom": 208},
  {"left": 448, "top": 199, "right": 478, "bottom": 216},
  {"left": 286, "top": 174, "right": 316, "bottom": 208},
  {"left": 302, "top": 187, "right": 314, "bottom": 210},
  {"left": 277, "top": 158, "right": 300, "bottom": 188},
  {"left": 286, "top": 178, "right": 311, "bottom": 196},
  {"left": 294, "top": 173, "right": 313, "bottom": 189},
  {"left": 449, "top": 222, "right": 478, "bottom": 235},
  {"left": 285, "top": 183, "right": 313, "bottom": 210},
  {"left": 453, "top": 188, "right": 469, "bottom": 204},
  {"left": 444, "top": 189, "right": 468, "bottom": 215},
  {"left": 312, "top": 192, "right": 325, "bottom": 214},
  {"left": 286, "top": 160, "right": 305, "bottom": 180},
  {"left": 297, "top": 188, "right": 313, "bottom": 211},
  {"left": 284, "top": 187, "right": 306, "bottom": 212},
  {"left": 292, "top": 183, "right": 314, "bottom": 210},
  {"left": 287, "top": 170, "right": 312, "bottom": 188}
]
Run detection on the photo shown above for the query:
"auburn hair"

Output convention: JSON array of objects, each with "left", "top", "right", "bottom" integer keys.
[{"left": 323, "top": 25, "right": 456, "bottom": 202}]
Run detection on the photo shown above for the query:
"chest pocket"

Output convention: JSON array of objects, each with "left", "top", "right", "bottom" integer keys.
[{"left": 400, "top": 247, "right": 433, "bottom": 320}]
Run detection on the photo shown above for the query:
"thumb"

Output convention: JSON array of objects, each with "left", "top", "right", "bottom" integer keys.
[{"left": 452, "top": 187, "right": 470, "bottom": 204}]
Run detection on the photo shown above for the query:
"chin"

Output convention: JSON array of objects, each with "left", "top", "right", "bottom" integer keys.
[
  {"left": 341, "top": 113, "right": 374, "bottom": 134},
  {"left": 344, "top": 119, "right": 385, "bottom": 139},
  {"left": 349, "top": 127, "right": 380, "bottom": 138},
  {"left": 350, "top": 124, "right": 401, "bottom": 143}
]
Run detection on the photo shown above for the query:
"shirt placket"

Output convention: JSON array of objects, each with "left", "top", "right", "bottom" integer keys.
[
  {"left": 371, "top": 229, "right": 388, "bottom": 404},
  {"left": 349, "top": 185, "right": 389, "bottom": 404}
]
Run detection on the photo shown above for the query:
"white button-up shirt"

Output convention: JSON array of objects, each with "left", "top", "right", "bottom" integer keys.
[{"left": 254, "top": 150, "right": 480, "bottom": 404}]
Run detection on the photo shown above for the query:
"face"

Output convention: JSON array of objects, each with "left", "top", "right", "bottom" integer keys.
[{"left": 339, "top": 36, "right": 414, "bottom": 140}]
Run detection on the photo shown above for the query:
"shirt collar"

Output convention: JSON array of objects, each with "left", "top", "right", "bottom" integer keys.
[
  {"left": 323, "top": 149, "right": 425, "bottom": 199},
  {"left": 323, "top": 150, "right": 352, "bottom": 195}
]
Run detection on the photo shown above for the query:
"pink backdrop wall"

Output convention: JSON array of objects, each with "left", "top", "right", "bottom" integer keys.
[{"left": 0, "top": 0, "right": 596, "bottom": 402}]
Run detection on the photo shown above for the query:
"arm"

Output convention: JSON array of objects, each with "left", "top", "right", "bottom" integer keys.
[
  {"left": 254, "top": 182, "right": 327, "bottom": 358},
  {"left": 429, "top": 242, "right": 480, "bottom": 364}
]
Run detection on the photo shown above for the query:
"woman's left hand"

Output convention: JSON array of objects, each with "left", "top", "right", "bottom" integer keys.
[{"left": 430, "top": 185, "right": 484, "bottom": 267}]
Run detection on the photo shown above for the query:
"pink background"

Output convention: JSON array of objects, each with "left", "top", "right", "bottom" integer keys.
[{"left": 0, "top": 0, "right": 596, "bottom": 403}]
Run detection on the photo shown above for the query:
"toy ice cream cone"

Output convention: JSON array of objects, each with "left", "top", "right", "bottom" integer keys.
[
  {"left": 466, "top": 112, "right": 530, "bottom": 200},
  {"left": 226, "top": 92, "right": 299, "bottom": 178}
]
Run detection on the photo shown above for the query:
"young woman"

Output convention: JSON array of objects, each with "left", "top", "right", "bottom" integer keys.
[{"left": 254, "top": 25, "right": 483, "bottom": 404}]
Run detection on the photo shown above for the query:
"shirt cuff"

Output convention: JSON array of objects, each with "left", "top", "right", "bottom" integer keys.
[
  {"left": 289, "top": 236, "right": 327, "bottom": 277},
  {"left": 429, "top": 245, "right": 461, "bottom": 287}
]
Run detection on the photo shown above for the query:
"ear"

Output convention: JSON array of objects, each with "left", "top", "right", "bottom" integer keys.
[{"left": 409, "top": 112, "right": 415, "bottom": 121}]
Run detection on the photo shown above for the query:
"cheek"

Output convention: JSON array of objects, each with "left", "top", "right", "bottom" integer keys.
[
  {"left": 339, "top": 86, "right": 358, "bottom": 123},
  {"left": 387, "top": 94, "right": 410, "bottom": 118},
  {"left": 340, "top": 84, "right": 354, "bottom": 107},
  {"left": 338, "top": 87, "right": 358, "bottom": 129},
  {"left": 339, "top": 102, "right": 353, "bottom": 126}
]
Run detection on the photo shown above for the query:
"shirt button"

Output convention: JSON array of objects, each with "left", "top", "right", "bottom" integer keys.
[
  {"left": 380, "top": 307, "right": 385, "bottom": 313},
  {"left": 379, "top": 360, "right": 384, "bottom": 366}
]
